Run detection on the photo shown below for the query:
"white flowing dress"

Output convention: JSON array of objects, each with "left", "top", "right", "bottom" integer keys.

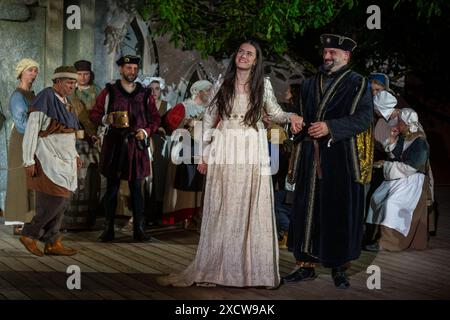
[{"left": 157, "top": 78, "right": 292, "bottom": 287}]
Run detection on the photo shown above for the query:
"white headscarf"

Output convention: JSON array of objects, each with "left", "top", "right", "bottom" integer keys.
[
  {"left": 181, "top": 80, "right": 213, "bottom": 119},
  {"left": 136, "top": 76, "right": 166, "bottom": 89},
  {"left": 373, "top": 90, "right": 397, "bottom": 121},
  {"left": 15, "top": 58, "right": 39, "bottom": 79},
  {"left": 400, "top": 108, "right": 420, "bottom": 133},
  {"left": 190, "top": 80, "right": 212, "bottom": 100}
]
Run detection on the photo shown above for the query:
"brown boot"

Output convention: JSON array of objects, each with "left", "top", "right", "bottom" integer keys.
[
  {"left": 44, "top": 237, "right": 78, "bottom": 256},
  {"left": 20, "top": 236, "right": 44, "bottom": 257},
  {"left": 278, "top": 232, "right": 288, "bottom": 249}
]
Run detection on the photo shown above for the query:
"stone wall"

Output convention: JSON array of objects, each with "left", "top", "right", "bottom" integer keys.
[{"left": 0, "top": 4, "right": 46, "bottom": 209}]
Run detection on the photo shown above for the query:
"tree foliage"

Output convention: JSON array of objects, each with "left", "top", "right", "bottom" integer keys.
[
  {"left": 138, "top": 0, "right": 354, "bottom": 57},
  {"left": 138, "top": 0, "right": 450, "bottom": 95}
]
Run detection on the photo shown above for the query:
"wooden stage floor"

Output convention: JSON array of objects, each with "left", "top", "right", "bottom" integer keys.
[{"left": 0, "top": 187, "right": 449, "bottom": 300}]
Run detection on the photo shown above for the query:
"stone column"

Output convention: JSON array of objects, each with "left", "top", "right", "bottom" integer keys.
[
  {"left": 45, "top": 0, "right": 64, "bottom": 86},
  {"left": 79, "top": 0, "right": 95, "bottom": 61}
]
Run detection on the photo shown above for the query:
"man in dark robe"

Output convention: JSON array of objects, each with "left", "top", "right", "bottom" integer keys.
[
  {"left": 89, "top": 55, "right": 160, "bottom": 242},
  {"left": 283, "top": 34, "right": 374, "bottom": 288}
]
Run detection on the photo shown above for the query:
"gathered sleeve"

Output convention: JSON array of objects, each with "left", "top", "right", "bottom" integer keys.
[
  {"left": 164, "top": 103, "right": 186, "bottom": 132},
  {"left": 202, "top": 78, "right": 222, "bottom": 147},
  {"left": 22, "top": 111, "right": 48, "bottom": 167},
  {"left": 263, "top": 78, "right": 293, "bottom": 124},
  {"left": 9, "top": 91, "right": 29, "bottom": 134}
]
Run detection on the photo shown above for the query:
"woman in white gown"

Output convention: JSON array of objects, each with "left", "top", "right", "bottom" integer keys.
[{"left": 157, "top": 40, "right": 303, "bottom": 288}]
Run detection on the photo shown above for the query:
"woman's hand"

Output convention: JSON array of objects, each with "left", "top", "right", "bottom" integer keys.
[
  {"left": 197, "top": 163, "right": 207, "bottom": 175},
  {"left": 289, "top": 114, "right": 304, "bottom": 134},
  {"left": 373, "top": 160, "right": 385, "bottom": 169},
  {"left": 390, "top": 127, "right": 400, "bottom": 144},
  {"left": 76, "top": 157, "right": 82, "bottom": 170}
]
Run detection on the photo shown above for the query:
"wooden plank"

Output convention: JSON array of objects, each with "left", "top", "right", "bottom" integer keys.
[
  {"left": 60, "top": 235, "right": 174, "bottom": 299},
  {"left": 67, "top": 233, "right": 160, "bottom": 274},
  {"left": 1, "top": 185, "right": 449, "bottom": 301},
  {"left": 351, "top": 256, "right": 445, "bottom": 299},
  {"left": 0, "top": 236, "right": 107, "bottom": 300},
  {"left": 0, "top": 259, "right": 58, "bottom": 300},
  {"left": 0, "top": 234, "right": 134, "bottom": 300},
  {"left": 0, "top": 271, "right": 31, "bottom": 300}
]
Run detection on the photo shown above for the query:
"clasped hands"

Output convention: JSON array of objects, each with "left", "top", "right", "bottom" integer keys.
[{"left": 289, "top": 115, "right": 329, "bottom": 139}]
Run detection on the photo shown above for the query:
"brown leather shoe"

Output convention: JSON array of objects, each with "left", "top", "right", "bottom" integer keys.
[
  {"left": 278, "top": 232, "right": 288, "bottom": 250},
  {"left": 44, "top": 237, "right": 78, "bottom": 256},
  {"left": 19, "top": 236, "right": 44, "bottom": 257}
]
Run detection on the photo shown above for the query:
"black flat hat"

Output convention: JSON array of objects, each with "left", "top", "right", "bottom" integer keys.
[
  {"left": 116, "top": 55, "right": 141, "bottom": 66},
  {"left": 320, "top": 34, "right": 357, "bottom": 52},
  {"left": 74, "top": 60, "right": 92, "bottom": 72}
]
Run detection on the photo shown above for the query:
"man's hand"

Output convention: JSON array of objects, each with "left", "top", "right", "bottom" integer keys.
[
  {"left": 135, "top": 129, "right": 146, "bottom": 141},
  {"left": 157, "top": 127, "right": 167, "bottom": 136},
  {"left": 25, "top": 165, "right": 36, "bottom": 177},
  {"left": 106, "top": 114, "right": 114, "bottom": 125},
  {"left": 290, "top": 114, "right": 304, "bottom": 134},
  {"left": 91, "top": 135, "right": 100, "bottom": 146},
  {"left": 308, "top": 121, "right": 329, "bottom": 139},
  {"left": 76, "top": 157, "right": 82, "bottom": 170}
]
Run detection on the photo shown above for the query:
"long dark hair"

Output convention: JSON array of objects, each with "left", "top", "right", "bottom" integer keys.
[{"left": 210, "top": 40, "right": 265, "bottom": 128}]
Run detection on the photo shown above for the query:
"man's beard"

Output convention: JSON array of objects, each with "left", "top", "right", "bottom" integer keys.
[
  {"left": 322, "top": 60, "right": 335, "bottom": 72},
  {"left": 123, "top": 74, "right": 137, "bottom": 83}
]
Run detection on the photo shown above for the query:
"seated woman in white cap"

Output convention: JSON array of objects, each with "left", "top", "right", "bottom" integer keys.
[
  {"left": 4, "top": 58, "right": 39, "bottom": 235},
  {"left": 366, "top": 108, "right": 430, "bottom": 251},
  {"left": 364, "top": 90, "right": 399, "bottom": 246}
]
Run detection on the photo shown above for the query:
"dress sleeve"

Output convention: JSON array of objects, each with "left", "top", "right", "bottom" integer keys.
[
  {"left": 202, "top": 79, "right": 222, "bottom": 146},
  {"left": 9, "top": 91, "right": 29, "bottom": 134},
  {"left": 263, "top": 78, "right": 293, "bottom": 124},
  {"left": 165, "top": 103, "right": 186, "bottom": 132}
]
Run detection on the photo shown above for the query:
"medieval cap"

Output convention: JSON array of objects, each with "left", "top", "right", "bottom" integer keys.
[
  {"left": 74, "top": 60, "right": 92, "bottom": 72},
  {"left": 320, "top": 34, "right": 357, "bottom": 52},
  {"left": 116, "top": 55, "right": 141, "bottom": 66},
  {"left": 52, "top": 66, "right": 77, "bottom": 80}
]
